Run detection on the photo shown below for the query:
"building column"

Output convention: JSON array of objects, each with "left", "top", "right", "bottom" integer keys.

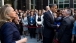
[
  {"left": 14, "top": 0, "right": 17, "bottom": 10},
  {"left": 2, "top": 0, "right": 4, "bottom": 6},
  {"left": 0, "top": 0, "right": 4, "bottom": 7},
  {"left": 29, "top": 0, "right": 31, "bottom": 10},
  {"left": 26, "top": 0, "right": 30, "bottom": 10},
  {"left": 70, "top": 0, "right": 73, "bottom": 8},
  {"left": 33, "top": 0, "right": 35, "bottom": 9}
]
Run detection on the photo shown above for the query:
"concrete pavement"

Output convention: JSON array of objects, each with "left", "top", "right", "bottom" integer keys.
[
  {"left": 21, "top": 35, "right": 42, "bottom": 43},
  {"left": 0, "top": 35, "right": 42, "bottom": 43}
]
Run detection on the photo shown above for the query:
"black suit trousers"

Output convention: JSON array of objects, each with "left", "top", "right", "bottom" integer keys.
[{"left": 43, "top": 37, "right": 53, "bottom": 43}]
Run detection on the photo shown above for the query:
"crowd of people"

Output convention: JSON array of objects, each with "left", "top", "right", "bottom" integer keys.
[{"left": 0, "top": 4, "right": 76, "bottom": 43}]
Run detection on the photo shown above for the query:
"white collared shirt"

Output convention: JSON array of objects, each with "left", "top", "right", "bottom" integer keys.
[
  {"left": 49, "top": 10, "right": 53, "bottom": 14},
  {"left": 49, "top": 10, "right": 54, "bottom": 20}
]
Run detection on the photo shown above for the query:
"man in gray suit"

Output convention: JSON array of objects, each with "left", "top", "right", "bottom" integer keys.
[{"left": 58, "top": 9, "right": 75, "bottom": 43}]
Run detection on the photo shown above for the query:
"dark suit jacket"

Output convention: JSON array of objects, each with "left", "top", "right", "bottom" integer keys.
[
  {"left": 43, "top": 10, "right": 57, "bottom": 38},
  {"left": 58, "top": 16, "right": 75, "bottom": 43},
  {"left": 0, "top": 22, "right": 21, "bottom": 43}
]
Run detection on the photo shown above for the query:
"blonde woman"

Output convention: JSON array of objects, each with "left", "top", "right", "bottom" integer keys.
[{"left": 0, "top": 4, "right": 27, "bottom": 43}]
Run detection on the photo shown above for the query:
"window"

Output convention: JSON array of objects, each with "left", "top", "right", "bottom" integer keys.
[
  {"left": 74, "top": 0, "right": 76, "bottom": 3},
  {"left": 48, "top": 0, "right": 69, "bottom": 9},
  {"left": 31, "top": 5, "right": 33, "bottom": 9},
  {"left": 58, "top": 0, "right": 69, "bottom": 9},
  {"left": 49, "top": 0, "right": 53, "bottom": 4},
  {"left": 59, "top": 0, "right": 63, "bottom": 3},
  {"left": 74, "top": 0, "right": 76, "bottom": 9},
  {"left": 54, "top": 0, "right": 58, "bottom": 4},
  {"left": 31, "top": 0, "right": 34, "bottom": 4},
  {"left": 64, "top": 0, "right": 69, "bottom": 3},
  {"left": 64, "top": 4, "right": 69, "bottom": 8},
  {"left": 74, "top": 4, "right": 76, "bottom": 8},
  {"left": 59, "top": 4, "right": 63, "bottom": 8}
]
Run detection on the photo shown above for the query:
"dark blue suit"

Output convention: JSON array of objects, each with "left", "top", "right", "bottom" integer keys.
[
  {"left": 43, "top": 11, "right": 57, "bottom": 43},
  {"left": 0, "top": 22, "right": 21, "bottom": 43}
]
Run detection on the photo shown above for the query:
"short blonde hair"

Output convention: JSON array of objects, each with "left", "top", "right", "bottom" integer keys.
[{"left": 0, "top": 4, "right": 12, "bottom": 22}]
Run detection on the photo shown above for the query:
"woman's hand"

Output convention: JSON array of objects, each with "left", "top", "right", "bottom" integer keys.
[
  {"left": 21, "top": 38, "right": 27, "bottom": 43},
  {"left": 16, "top": 38, "right": 27, "bottom": 43}
]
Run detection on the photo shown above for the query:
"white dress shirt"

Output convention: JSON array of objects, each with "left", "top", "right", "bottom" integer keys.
[{"left": 49, "top": 10, "right": 54, "bottom": 20}]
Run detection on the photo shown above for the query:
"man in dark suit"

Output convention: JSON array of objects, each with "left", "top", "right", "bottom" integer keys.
[
  {"left": 43, "top": 4, "right": 58, "bottom": 43},
  {"left": 58, "top": 9, "right": 75, "bottom": 43}
]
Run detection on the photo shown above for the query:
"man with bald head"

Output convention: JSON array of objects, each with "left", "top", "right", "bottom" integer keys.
[{"left": 45, "top": 6, "right": 50, "bottom": 12}]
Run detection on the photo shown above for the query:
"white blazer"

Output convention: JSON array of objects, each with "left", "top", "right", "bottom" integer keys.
[{"left": 36, "top": 14, "right": 44, "bottom": 26}]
